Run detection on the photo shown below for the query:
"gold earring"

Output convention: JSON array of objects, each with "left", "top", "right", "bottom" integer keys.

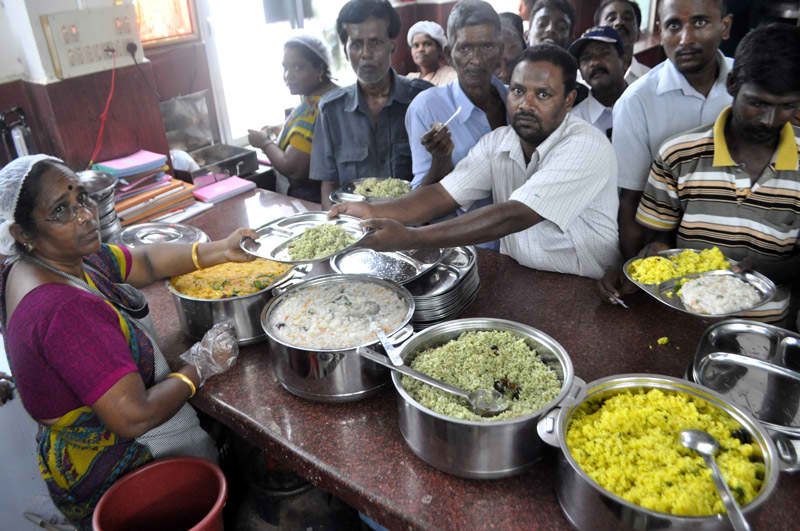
[{"left": 24, "top": 242, "right": 33, "bottom": 253}]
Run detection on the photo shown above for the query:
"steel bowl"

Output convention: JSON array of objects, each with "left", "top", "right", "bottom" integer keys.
[
  {"left": 389, "top": 318, "right": 576, "bottom": 479},
  {"left": 167, "top": 265, "right": 308, "bottom": 345},
  {"left": 261, "top": 274, "right": 416, "bottom": 403},
  {"left": 537, "top": 374, "right": 781, "bottom": 531}
]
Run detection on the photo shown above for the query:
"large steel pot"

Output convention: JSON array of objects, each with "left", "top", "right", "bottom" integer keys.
[
  {"left": 261, "top": 274, "right": 415, "bottom": 403},
  {"left": 389, "top": 318, "right": 576, "bottom": 479},
  {"left": 167, "top": 265, "right": 308, "bottom": 345},
  {"left": 537, "top": 374, "right": 781, "bottom": 531}
]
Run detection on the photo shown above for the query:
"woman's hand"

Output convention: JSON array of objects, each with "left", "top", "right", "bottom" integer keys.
[
  {"left": 180, "top": 321, "right": 239, "bottom": 386},
  {"left": 218, "top": 227, "right": 258, "bottom": 263},
  {"left": 248, "top": 129, "right": 270, "bottom": 149}
]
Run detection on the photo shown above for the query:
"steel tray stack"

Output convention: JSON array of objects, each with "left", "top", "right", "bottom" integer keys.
[
  {"left": 405, "top": 246, "right": 479, "bottom": 330},
  {"left": 79, "top": 170, "right": 122, "bottom": 243}
]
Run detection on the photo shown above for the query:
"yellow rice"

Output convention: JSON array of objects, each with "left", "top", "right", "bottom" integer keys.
[
  {"left": 566, "top": 388, "right": 764, "bottom": 516},
  {"left": 627, "top": 247, "right": 730, "bottom": 285},
  {"left": 171, "top": 259, "right": 292, "bottom": 299}
]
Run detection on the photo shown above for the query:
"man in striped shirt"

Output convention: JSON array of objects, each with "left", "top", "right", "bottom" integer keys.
[
  {"left": 612, "top": 25, "right": 800, "bottom": 323},
  {"left": 330, "top": 45, "right": 621, "bottom": 280}
]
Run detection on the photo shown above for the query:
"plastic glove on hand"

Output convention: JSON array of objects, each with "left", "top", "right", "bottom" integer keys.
[{"left": 180, "top": 321, "right": 239, "bottom": 386}]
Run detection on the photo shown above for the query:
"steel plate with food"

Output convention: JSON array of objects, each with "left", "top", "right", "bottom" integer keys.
[
  {"left": 537, "top": 374, "right": 781, "bottom": 531},
  {"left": 240, "top": 211, "right": 369, "bottom": 264},
  {"left": 623, "top": 248, "right": 775, "bottom": 317},
  {"left": 329, "top": 177, "right": 412, "bottom": 204}
]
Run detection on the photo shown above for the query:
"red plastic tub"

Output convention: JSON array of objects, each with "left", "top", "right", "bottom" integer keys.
[{"left": 92, "top": 457, "right": 227, "bottom": 531}]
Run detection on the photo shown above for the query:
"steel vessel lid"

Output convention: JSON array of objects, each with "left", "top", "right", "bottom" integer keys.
[{"left": 119, "top": 222, "right": 210, "bottom": 248}]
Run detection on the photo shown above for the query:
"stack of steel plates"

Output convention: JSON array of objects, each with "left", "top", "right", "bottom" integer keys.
[
  {"left": 404, "top": 246, "right": 479, "bottom": 329},
  {"left": 79, "top": 170, "right": 121, "bottom": 242}
]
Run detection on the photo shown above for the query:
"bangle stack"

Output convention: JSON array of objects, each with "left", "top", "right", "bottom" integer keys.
[
  {"left": 191, "top": 242, "right": 202, "bottom": 270},
  {"left": 168, "top": 372, "right": 197, "bottom": 398}
]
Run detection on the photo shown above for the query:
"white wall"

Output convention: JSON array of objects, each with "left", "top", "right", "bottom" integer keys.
[{"left": 0, "top": 2, "right": 27, "bottom": 83}]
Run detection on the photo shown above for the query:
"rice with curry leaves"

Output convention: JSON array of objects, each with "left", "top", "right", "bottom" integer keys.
[
  {"left": 566, "top": 388, "right": 765, "bottom": 516},
  {"left": 353, "top": 177, "right": 411, "bottom": 198},
  {"left": 288, "top": 224, "right": 356, "bottom": 260},
  {"left": 171, "top": 259, "right": 292, "bottom": 299},
  {"left": 402, "top": 330, "right": 562, "bottom": 422}
]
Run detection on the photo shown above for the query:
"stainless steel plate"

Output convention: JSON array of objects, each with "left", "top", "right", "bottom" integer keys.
[
  {"left": 329, "top": 177, "right": 412, "bottom": 204},
  {"left": 241, "top": 211, "right": 369, "bottom": 264},
  {"left": 119, "top": 222, "right": 210, "bottom": 248},
  {"left": 330, "top": 247, "right": 444, "bottom": 284},
  {"left": 623, "top": 249, "right": 775, "bottom": 317}
]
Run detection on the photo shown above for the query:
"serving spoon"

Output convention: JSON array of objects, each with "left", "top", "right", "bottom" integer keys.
[{"left": 679, "top": 429, "right": 751, "bottom": 531}]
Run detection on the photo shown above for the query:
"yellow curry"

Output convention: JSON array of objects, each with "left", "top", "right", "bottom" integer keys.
[{"left": 171, "top": 259, "right": 292, "bottom": 299}]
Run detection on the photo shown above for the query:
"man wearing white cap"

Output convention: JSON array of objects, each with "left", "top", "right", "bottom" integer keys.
[{"left": 406, "top": 21, "right": 457, "bottom": 86}]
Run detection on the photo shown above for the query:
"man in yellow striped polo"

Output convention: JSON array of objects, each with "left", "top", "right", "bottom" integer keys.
[{"left": 633, "top": 24, "right": 800, "bottom": 325}]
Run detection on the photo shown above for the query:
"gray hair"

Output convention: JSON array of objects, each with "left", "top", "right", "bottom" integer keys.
[{"left": 446, "top": 0, "right": 501, "bottom": 49}]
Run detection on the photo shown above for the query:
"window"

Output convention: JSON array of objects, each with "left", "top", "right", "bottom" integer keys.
[
  {"left": 202, "top": 0, "right": 354, "bottom": 144},
  {"left": 134, "top": 0, "right": 197, "bottom": 47}
]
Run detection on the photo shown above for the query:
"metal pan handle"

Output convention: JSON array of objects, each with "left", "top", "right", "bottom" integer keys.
[
  {"left": 270, "top": 268, "right": 309, "bottom": 298},
  {"left": 536, "top": 377, "right": 586, "bottom": 448},
  {"left": 697, "top": 352, "right": 800, "bottom": 383},
  {"left": 774, "top": 435, "right": 800, "bottom": 473},
  {"left": 386, "top": 322, "right": 414, "bottom": 346}
]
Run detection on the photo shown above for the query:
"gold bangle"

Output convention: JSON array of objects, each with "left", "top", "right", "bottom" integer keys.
[
  {"left": 168, "top": 372, "right": 196, "bottom": 398},
  {"left": 191, "top": 242, "right": 202, "bottom": 270}
]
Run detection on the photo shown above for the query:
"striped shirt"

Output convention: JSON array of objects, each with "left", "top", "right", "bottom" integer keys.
[
  {"left": 440, "top": 114, "right": 621, "bottom": 279},
  {"left": 277, "top": 95, "right": 322, "bottom": 155},
  {"left": 637, "top": 107, "right": 800, "bottom": 321}
]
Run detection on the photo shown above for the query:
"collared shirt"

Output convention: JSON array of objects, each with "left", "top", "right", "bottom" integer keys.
[
  {"left": 613, "top": 51, "right": 734, "bottom": 191},
  {"left": 439, "top": 114, "right": 622, "bottom": 279},
  {"left": 310, "top": 70, "right": 432, "bottom": 185},
  {"left": 625, "top": 57, "right": 650, "bottom": 85},
  {"left": 405, "top": 76, "right": 509, "bottom": 188},
  {"left": 637, "top": 107, "right": 800, "bottom": 322},
  {"left": 570, "top": 91, "right": 613, "bottom": 138}
]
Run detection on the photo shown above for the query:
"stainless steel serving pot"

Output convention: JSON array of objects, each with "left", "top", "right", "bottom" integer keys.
[
  {"left": 261, "top": 274, "right": 415, "bottom": 403},
  {"left": 167, "top": 265, "right": 309, "bottom": 345},
  {"left": 537, "top": 374, "right": 780, "bottom": 531},
  {"left": 389, "top": 318, "right": 576, "bottom": 479}
]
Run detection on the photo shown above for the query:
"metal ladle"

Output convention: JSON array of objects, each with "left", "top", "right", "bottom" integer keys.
[
  {"left": 359, "top": 303, "right": 509, "bottom": 417},
  {"left": 679, "top": 429, "right": 751, "bottom": 531}
]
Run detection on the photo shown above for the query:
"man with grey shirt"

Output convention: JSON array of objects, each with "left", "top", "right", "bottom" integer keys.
[{"left": 310, "top": 0, "right": 431, "bottom": 209}]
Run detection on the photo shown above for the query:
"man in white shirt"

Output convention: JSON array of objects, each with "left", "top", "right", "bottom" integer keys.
[
  {"left": 594, "top": 0, "right": 650, "bottom": 84},
  {"left": 330, "top": 45, "right": 621, "bottom": 279},
  {"left": 612, "top": 0, "right": 733, "bottom": 259},
  {"left": 568, "top": 26, "right": 627, "bottom": 139}
]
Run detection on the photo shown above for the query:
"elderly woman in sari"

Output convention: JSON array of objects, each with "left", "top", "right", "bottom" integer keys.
[
  {"left": 248, "top": 35, "right": 337, "bottom": 203},
  {"left": 0, "top": 155, "right": 254, "bottom": 530},
  {"left": 406, "top": 21, "right": 457, "bottom": 86}
]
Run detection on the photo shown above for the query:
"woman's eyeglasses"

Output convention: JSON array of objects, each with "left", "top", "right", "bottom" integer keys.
[{"left": 39, "top": 193, "right": 97, "bottom": 224}]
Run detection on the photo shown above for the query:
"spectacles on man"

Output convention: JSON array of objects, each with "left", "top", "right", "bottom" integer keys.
[{"left": 38, "top": 192, "right": 97, "bottom": 224}]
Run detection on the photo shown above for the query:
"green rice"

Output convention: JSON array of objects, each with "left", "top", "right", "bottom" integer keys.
[
  {"left": 288, "top": 225, "right": 356, "bottom": 260},
  {"left": 566, "top": 388, "right": 765, "bottom": 516},
  {"left": 401, "top": 330, "right": 562, "bottom": 422},
  {"left": 353, "top": 178, "right": 411, "bottom": 198}
]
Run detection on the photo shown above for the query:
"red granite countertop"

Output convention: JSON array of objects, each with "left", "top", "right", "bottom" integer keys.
[{"left": 144, "top": 189, "right": 799, "bottom": 530}]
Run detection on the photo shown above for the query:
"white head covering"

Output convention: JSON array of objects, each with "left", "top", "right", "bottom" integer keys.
[
  {"left": 407, "top": 21, "right": 447, "bottom": 49},
  {"left": 0, "top": 154, "right": 63, "bottom": 256},
  {"left": 285, "top": 34, "right": 333, "bottom": 68}
]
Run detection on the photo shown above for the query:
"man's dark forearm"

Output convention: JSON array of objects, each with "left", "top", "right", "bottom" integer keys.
[
  {"left": 619, "top": 189, "right": 645, "bottom": 259},
  {"left": 413, "top": 200, "right": 542, "bottom": 249},
  {"left": 371, "top": 184, "right": 459, "bottom": 226},
  {"left": 418, "top": 153, "right": 454, "bottom": 187},
  {"left": 753, "top": 255, "right": 800, "bottom": 285}
]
